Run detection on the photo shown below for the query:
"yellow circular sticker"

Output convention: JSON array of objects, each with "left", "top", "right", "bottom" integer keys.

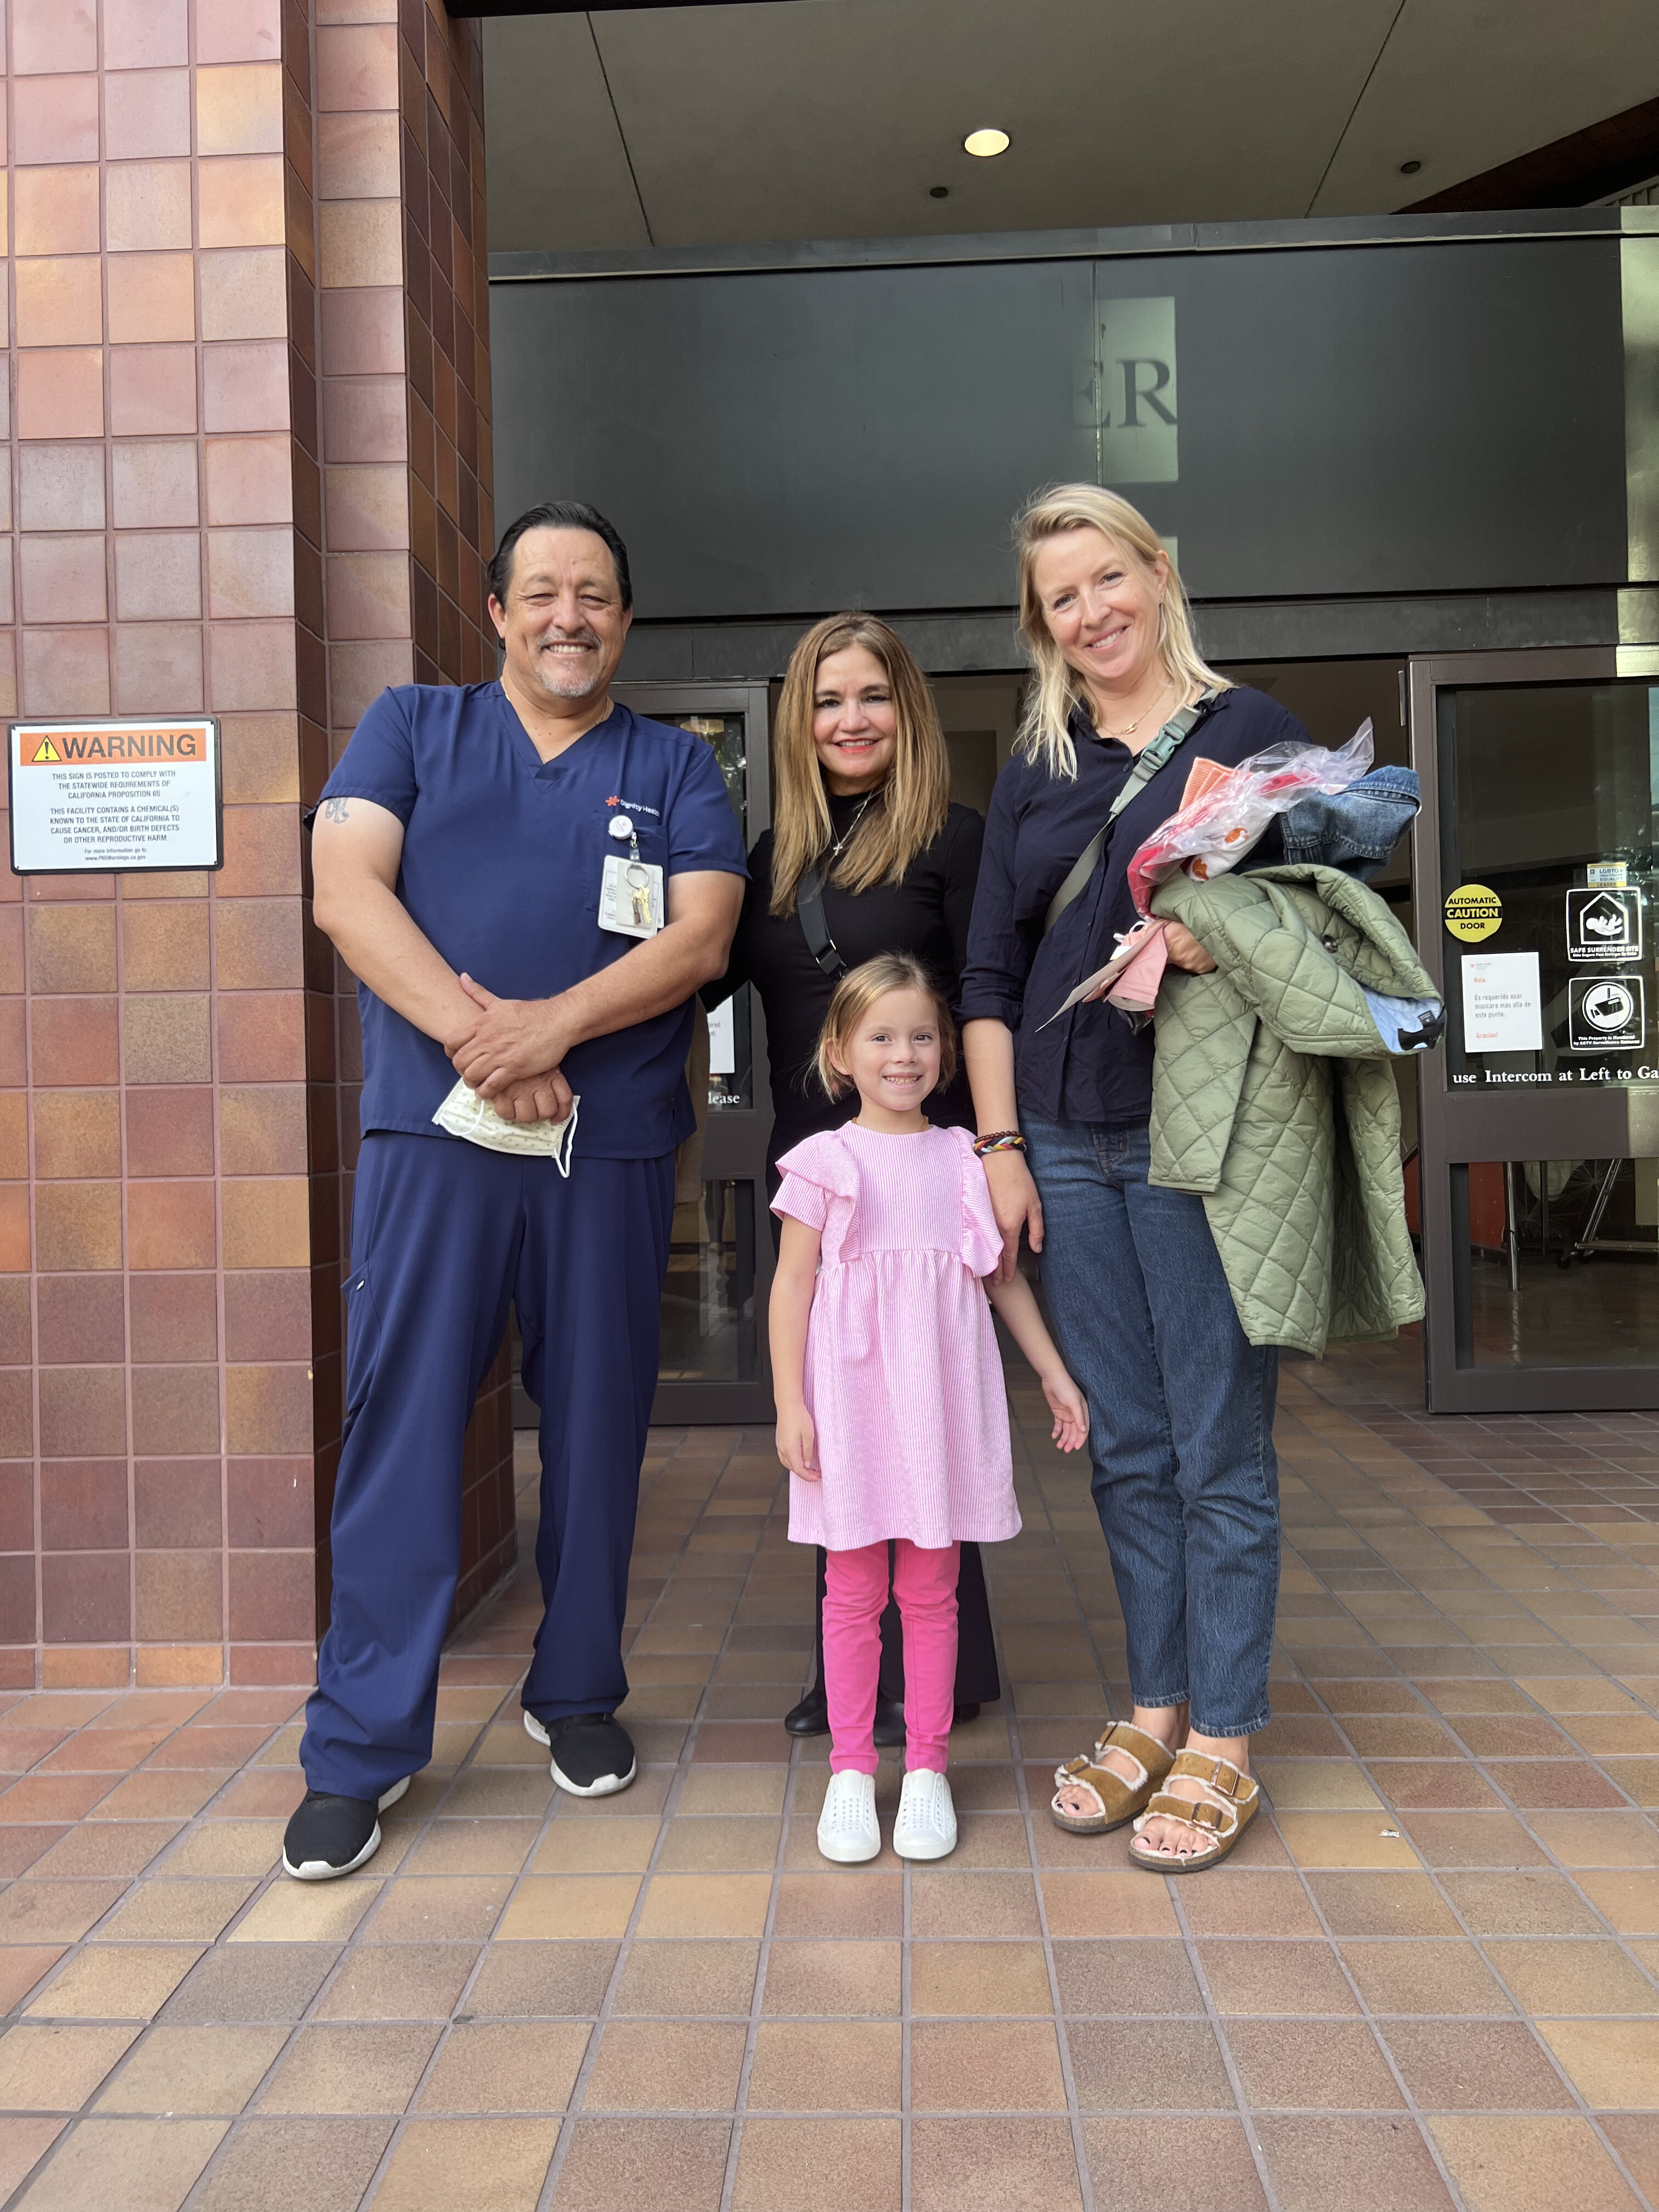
[{"left": 1444, "top": 884, "right": 1502, "bottom": 942}]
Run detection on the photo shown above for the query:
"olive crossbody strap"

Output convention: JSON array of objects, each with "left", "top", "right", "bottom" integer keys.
[
  {"left": 795, "top": 864, "right": 848, "bottom": 980},
  {"left": 1041, "top": 687, "right": 1220, "bottom": 938}
]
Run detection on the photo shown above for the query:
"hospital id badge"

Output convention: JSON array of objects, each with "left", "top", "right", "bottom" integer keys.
[{"left": 599, "top": 853, "right": 664, "bottom": 939}]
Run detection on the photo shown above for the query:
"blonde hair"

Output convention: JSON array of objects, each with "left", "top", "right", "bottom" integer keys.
[
  {"left": 769, "top": 613, "right": 951, "bottom": 918},
  {"left": 1013, "top": 484, "right": 1231, "bottom": 780},
  {"left": 814, "top": 955, "right": 958, "bottom": 1102}
]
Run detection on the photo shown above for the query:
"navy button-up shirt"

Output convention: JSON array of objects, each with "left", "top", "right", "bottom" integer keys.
[{"left": 959, "top": 684, "right": 1308, "bottom": 1128}]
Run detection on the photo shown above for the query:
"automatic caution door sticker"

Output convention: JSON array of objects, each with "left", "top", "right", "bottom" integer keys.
[
  {"left": 7, "top": 718, "right": 222, "bottom": 874},
  {"left": 1566, "top": 885, "right": 1642, "bottom": 964},
  {"left": 1570, "top": 975, "right": 1646, "bottom": 1052},
  {"left": 1444, "top": 884, "right": 1502, "bottom": 942}
]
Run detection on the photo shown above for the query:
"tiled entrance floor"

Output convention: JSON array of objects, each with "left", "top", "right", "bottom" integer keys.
[{"left": 0, "top": 1334, "right": 1656, "bottom": 2209}]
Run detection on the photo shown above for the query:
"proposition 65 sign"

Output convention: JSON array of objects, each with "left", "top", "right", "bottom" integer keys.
[{"left": 8, "top": 718, "right": 222, "bottom": 874}]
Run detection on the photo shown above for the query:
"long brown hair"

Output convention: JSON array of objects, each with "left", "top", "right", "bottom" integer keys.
[
  {"left": 1013, "top": 484, "right": 1231, "bottom": 780},
  {"left": 769, "top": 613, "right": 951, "bottom": 918}
]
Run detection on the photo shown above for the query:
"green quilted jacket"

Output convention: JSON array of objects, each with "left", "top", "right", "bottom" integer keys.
[{"left": 1146, "top": 863, "right": 1436, "bottom": 1357}]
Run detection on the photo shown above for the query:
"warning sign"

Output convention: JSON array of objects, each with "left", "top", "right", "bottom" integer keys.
[
  {"left": 1570, "top": 975, "right": 1646, "bottom": 1052},
  {"left": 8, "top": 718, "right": 221, "bottom": 875},
  {"left": 1444, "top": 884, "right": 1502, "bottom": 942},
  {"left": 1566, "top": 885, "right": 1642, "bottom": 964}
]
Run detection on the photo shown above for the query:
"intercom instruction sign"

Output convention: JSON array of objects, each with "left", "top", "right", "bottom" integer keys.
[{"left": 9, "top": 718, "right": 222, "bottom": 874}]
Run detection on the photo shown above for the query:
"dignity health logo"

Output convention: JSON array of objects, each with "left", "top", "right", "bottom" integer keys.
[{"left": 1077, "top": 296, "right": 1178, "bottom": 487}]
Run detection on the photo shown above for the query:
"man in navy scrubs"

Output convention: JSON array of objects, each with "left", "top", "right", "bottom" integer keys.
[{"left": 284, "top": 502, "right": 747, "bottom": 1879}]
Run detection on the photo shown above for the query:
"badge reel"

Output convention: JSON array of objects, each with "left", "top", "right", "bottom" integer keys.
[{"left": 599, "top": 815, "right": 664, "bottom": 940}]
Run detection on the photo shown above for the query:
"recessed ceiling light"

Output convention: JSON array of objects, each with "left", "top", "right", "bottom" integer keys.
[
  {"left": 1399, "top": 159, "right": 1422, "bottom": 175},
  {"left": 963, "top": 128, "right": 1011, "bottom": 159}
]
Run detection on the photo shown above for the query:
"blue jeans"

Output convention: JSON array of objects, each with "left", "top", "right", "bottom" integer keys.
[{"left": 1025, "top": 1119, "right": 1279, "bottom": 1738}]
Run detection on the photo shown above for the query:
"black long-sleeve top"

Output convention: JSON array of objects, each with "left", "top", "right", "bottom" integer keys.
[
  {"left": 714, "top": 791, "right": 985, "bottom": 1178},
  {"left": 958, "top": 685, "right": 1305, "bottom": 1128}
]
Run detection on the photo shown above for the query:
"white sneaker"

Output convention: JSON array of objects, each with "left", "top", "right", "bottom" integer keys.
[
  {"left": 893, "top": 1769, "right": 957, "bottom": 1860},
  {"left": 817, "top": 1770, "right": 881, "bottom": 1864}
]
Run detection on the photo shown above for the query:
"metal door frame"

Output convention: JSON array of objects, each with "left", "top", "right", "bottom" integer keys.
[
  {"left": 616, "top": 681, "right": 776, "bottom": 1426},
  {"left": 1409, "top": 643, "right": 1659, "bottom": 1410}
]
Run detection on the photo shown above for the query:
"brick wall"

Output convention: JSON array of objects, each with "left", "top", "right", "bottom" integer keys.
[
  {"left": 310, "top": 0, "right": 511, "bottom": 1629},
  {"left": 0, "top": 0, "right": 510, "bottom": 1691}
]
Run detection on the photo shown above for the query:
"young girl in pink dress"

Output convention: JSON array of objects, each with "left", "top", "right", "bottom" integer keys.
[{"left": 770, "top": 955, "right": 1088, "bottom": 1864}]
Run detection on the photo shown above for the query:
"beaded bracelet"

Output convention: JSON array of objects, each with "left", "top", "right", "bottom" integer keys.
[{"left": 973, "top": 1131, "right": 1027, "bottom": 1157}]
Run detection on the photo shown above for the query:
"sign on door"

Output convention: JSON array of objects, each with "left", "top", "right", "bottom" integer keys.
[
  {"left": 1565, "top": 886, "right": 1643, "bottom": 964},
  {"left": 1569, "top": 974, "right": 1646, "bottom": 1052}
]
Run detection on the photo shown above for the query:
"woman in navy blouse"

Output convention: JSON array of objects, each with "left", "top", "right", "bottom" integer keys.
[{"left": 961, "top": 485, "right": 1313, "bottom": 1872}]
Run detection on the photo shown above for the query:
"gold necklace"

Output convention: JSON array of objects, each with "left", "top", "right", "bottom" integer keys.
[{"left": 1096, "top": 677, "right": 1175, "bottom": 742}]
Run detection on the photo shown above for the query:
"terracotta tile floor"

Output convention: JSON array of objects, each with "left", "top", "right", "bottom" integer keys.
[{"left": 0, "top": 1332, "right": 1657, "bottom": 2209}]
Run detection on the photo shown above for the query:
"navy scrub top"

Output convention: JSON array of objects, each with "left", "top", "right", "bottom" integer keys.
[{"left": 318, "top": 682, "right": 749, "bottom": 1159}]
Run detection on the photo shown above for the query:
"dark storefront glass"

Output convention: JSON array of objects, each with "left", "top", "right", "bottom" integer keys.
[
  {"left": 1453, "top": 1156, "right": 1659, "bottom": 1369},
  {"left": 1426, "top": 675, "right": 1659, "bottom": 1392},
  {"left": 653, "top": 711, "right": 760, "bottom": 1386},
  {"left": 1440, "top": 682, "right": 1659, "bottom": 1093}
]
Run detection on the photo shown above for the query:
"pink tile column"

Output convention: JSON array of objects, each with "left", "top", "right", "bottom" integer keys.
[
  {"left": 0, "top": 0, "right": 506, "bottom": 1691},
  {"left": 313, "top": 0, "right": 511, "bottom": 1628}
]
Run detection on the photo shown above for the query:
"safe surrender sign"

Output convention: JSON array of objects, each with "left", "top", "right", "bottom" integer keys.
[{"left": 8, "top": 718, "right": 222, "bottom": 874}]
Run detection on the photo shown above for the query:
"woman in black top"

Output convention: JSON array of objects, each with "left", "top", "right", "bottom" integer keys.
[
  {"left": 962, "top": 486, "right": 1302, "bottom": 1872},
  {"left": 715, "top": 611, "right": 999, "bottom": 1737}
]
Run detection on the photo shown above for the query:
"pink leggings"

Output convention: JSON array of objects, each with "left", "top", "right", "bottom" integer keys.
[{"left": 824, "top": 1539, "right": 960, "bottom": 1776}]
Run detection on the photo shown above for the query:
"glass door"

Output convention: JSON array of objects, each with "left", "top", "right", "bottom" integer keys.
[
  {"left": 1412, "top": 648, "right": 1659, "bottom": 1411},
  {"left": 616, "top": 682, "right": 774, "bottom": 1426}
]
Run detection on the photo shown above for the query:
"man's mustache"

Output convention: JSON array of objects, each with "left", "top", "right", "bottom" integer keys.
[{"left": 537, "top": 630, "right": 601, "bottom": 651}]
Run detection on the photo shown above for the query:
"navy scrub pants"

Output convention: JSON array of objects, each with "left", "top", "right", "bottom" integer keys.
[{"left": 300, "top": 1130, "right": 674, "bottom": 1801}]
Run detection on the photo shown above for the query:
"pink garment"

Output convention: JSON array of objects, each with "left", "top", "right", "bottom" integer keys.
[
  {"left": 826, "top": 1539, "right": 959, "bottom": 1774},
  {"left": 771, "top": 1123, "right": 1020, "bottom": 1551},
  {"left": 1103, "top": 918, "right": 1169, "bottom": 1014}
]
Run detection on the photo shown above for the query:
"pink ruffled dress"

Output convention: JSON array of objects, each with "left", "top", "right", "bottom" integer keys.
[{"left": 771, "top": 1122, "right": 1022, "bottom": 1552}]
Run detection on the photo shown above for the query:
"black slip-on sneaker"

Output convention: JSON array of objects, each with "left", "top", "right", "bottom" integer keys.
[
  {"left": 783, "top": 1685, "right": 829, "bottom": 1737},
  {"left": 540, "top": 1712, "right": 636, "bottom": 1797},
  {"left": 783, "top": 1689, "right": 905, "bottom": 1745},
  {"left": 283, "top": 1775, "right": 410, "bottom": 1881},
  {"left": 873, "top": 1695, "right": 907, "bottom": 1748}
]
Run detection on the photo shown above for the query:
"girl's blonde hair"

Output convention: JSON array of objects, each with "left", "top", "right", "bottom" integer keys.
[
  {"left": 814, "top": 954, "right": 958, "bottom": 1101},
  {"left": 1013, "top": 484, "right": 1231, "bottom": 780},
  {"left": 770, "top": 613, "right": 951, "bottom": 918}
]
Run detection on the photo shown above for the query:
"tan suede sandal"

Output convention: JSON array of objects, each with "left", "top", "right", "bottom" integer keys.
[
  {"left": 1127, "top": 1750, "right": 1260, "bottom": 1874},
  {"left": 1049, "top": 1720, "right": 1176, "bottom": 1835}
]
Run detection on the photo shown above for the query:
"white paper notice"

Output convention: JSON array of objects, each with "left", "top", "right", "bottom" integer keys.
[
  {"left": 1462, "top": 951, "right": 1543, "bottom": 1053},
  {"left": 9, "top": 718, "right": 220, "bottom": 873},
  {"left": 706, "top": 995, "right": 737, "bottom": 1077}
]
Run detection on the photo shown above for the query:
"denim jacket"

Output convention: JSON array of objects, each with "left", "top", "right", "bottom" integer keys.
[{"left": 1252, "top": 765, "right": 1419, "bottom": 883}]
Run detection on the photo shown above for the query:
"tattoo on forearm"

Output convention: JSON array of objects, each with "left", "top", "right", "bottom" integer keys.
[{"left": 322, "top": 798, "right": 352, "bottom": 823}]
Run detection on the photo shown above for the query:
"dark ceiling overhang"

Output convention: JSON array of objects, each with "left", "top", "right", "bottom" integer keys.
[
  {"left": 1406, "top": 91, "right": 1659, "bottom": 211},
  {"left": 450, "top": 2, "right": 780, "bottom": 13}
]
